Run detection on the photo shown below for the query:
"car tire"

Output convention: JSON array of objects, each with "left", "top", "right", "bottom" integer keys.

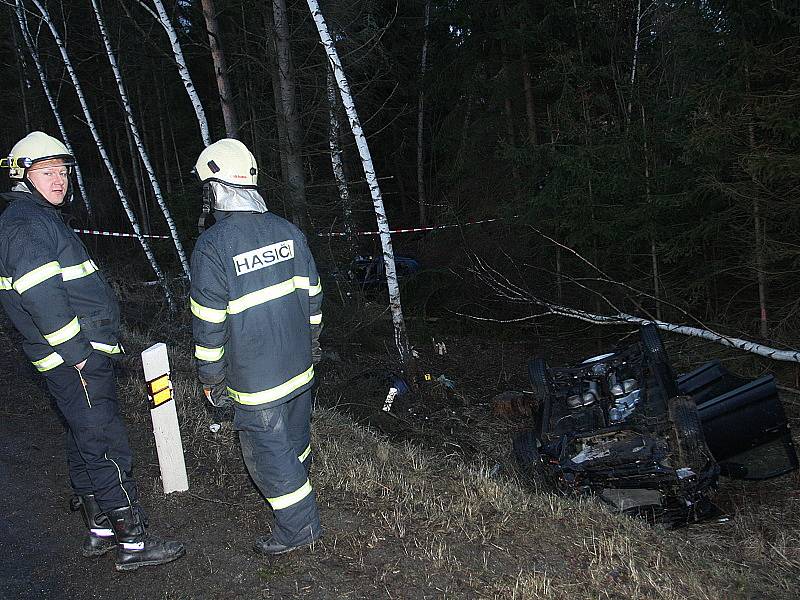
[
  {"left": 641, "top": 324, "right": 679, "bottom": 398},
  {"left": 528, "top": 358, "right": 552, "bottom": 404},
  {"left": 640, "top": 323, "right": 666, "bottom": 359},
  {"left": 513, "top": 429, "right": 541, "bottom": 478},
  {"left": 668, "top": 395, "right": 713, "bottom": 472}
]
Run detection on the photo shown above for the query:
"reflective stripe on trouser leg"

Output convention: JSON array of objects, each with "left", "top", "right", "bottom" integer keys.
[
  {"left": 235, "top": 400, "right": 321, "bottom": 546},
  {"left": 287, "top": 389, "right": 313, "bottom": 473},
  {"left": 43, "top": 353, "right": 138, "bottom": 511}
]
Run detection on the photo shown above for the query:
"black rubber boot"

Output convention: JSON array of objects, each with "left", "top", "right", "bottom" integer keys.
[
  {"left": 70, "top": 495, "right": 116, "bottom": 558},
  {"left": 254, "top": 525, "right": 323, "bottom": 556},
  {"left": 106, "top": 506, "right": 185, "bottom": 571}
]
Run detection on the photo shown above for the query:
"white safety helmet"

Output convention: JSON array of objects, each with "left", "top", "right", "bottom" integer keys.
[
  {"left": 3, "top": 131, "right": 74, "bottom": 179},
  {"left": 194, "top": 138, "right": 258, "bottom": 188}
]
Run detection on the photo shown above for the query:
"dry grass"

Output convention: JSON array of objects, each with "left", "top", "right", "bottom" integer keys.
[{"left": 109, "top": 318, "right": 799, "bottom": 600}]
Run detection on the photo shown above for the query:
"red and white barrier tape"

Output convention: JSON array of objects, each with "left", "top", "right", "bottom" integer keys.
[
  {"left": 318, "top": 216, "right": 504, "bottom": 237},
  {"left": 73, "top": 228, "right": 172, "bottom": 240},
  {"left": 73, "top": 215, "right": 510, "bottom": 241}
]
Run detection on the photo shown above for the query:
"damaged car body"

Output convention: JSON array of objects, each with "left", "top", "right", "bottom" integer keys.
[{"left": 514, "top": 324, "right": 798, "bottom": 527}]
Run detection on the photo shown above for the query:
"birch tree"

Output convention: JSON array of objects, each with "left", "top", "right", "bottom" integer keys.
[
  {"left": 148, "top": 0, "right": 211, "bottom": 147},
  {"left": 468, "top": 251, "right": 800, "bottom": 364},
  {"left": 200, "top": 0, "right": 239, "bottom": 138},
  {"left": 15, "top": 1, "right": 92, "bottom": 220},
  {"left": 307, "top": 0, "right": 413, "bottom": 370},
  {"left": 28, "top": 0, "right": 175, "bottom": 309},
  {"left": 90, "top": 0, "right": 190, "bottom": 279}
]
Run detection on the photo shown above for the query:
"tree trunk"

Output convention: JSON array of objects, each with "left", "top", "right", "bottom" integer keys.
[
  {"left": 641, "top": 105, "right": 660, "bottom": 320},
  {"left": 521, "top": 50, "right": 538, "bottom": 146},
  {"left": 90, "top": 0, "right": 190, "bottom": 279},
  {"left": 272, "top": 0, "right": 308, "bottom": 229},
  {"left": 307, "top": 0, "right": 414, "bottom": 372},
  {"left": 10, "top": 10, "right": 30, "bottom": 132},
  {"left": 200, "top": 0, "right": 239, "bottom": 138},
  {"left": 29, "top": 0, "right": 174, "bottom": 308},
  {"left": 15, "top": 1, "right": 92, "bottom": 220},
  {"left": 151, "top": 0, "right": 211, "bottom": 146},
  {"left": 745, "top": 66, "right": 768, "bottom": 338},
  {"left": 264, "top": 7, "right": 290, "bottom": 214},
  {"left": 416, "top": 0, "right": 431, "bottom": 227},
  {"left": 627, "top": 0, "right": 644, "bottom": 124},
  {"left": 326, "top": 66, "right": 357, "bottom": 256},
  {"left": 123, "top": 116, "right": 150, "bottom": 235},
  {"left": 156, "top": 76, "right": 173, "bottom": 196}
]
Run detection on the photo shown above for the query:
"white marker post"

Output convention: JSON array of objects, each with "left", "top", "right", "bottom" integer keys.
[{"left": 141, "top": 343, "right": 189, "bottom": 494}]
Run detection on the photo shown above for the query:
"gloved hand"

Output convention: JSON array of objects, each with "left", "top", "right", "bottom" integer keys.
[
  {"left": 203, "top": 380, "right": 231, "bottom": 408},
  {"left": 311, "top": 323, "right": 323, "bottom": 365}
]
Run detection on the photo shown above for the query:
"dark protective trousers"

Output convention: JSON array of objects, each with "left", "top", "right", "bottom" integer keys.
[
  {"left": 235, "top": 388, "right": 321, "bottom": 545},
  {"left": 43, "top": 351, "right": 138, "bottom": 511}
]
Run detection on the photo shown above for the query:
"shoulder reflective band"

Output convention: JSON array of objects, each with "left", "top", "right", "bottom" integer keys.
[
  {"left": 190, "top": 297, "right": 227, "bottom": 323},
  {"left": 228, "top": 366, "right": 314, "bottom": 406},
  {"left": 195, "top": 345, "right": 224, "bottom": 362},
  {"left": 32, "top": 352, "right": 64, "bottom": 372},
  {"left": 147, "top": 373, "right": 173, "bottom": 408},
  {"left": 43, "top": 317, "right": 81, "bottom": 346},
  {"left": 298, "top": 445, "right": 311, "bottom": 463},
  {"left": 13, "top": 261, "right": 61, "bottom": 293},
  {"left": 310, "top": 313, "right": 322, "bottom": 325},
  {"left": 91, "top": 341, "right": 122, "bottom": 355},
  {"left": 267, "top": 479, "right": 312, "bottom": 510},
  {"left": 61, "top": 259, "right": 98, "bottom": 282},
  {"left": 0, "top": 277, "right": 12, "bottom": 290}
]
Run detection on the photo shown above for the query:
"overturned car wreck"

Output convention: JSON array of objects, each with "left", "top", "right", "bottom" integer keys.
[{"left": 514, "top": 325, "right": 798, "bottom": 527}]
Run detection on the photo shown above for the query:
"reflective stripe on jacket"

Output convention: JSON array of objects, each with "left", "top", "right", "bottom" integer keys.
[
  {"left": 190, "top": 210, "right": 322, "bottom": 410},
  {"left": 0, "top": 191, "right": 122, "bottom": 370}
]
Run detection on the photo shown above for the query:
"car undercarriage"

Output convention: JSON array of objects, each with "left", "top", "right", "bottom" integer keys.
[{"left": 514, "top": 325, "right": 798, "bottom": 527}]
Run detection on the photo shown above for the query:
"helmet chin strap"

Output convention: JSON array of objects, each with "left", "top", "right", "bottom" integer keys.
[{"left": 197, "top": 182, "right": 215, "bottom": 234}]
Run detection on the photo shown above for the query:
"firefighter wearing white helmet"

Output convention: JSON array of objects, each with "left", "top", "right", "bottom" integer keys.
[
  {"left": 0, "top": 131, "right": 185, "bottom": 571},
  {"left": 190, "top": 138, "right": 324, "bottom": 556},
  {"left": 1, "top": 131, "right": 75, "bottom": 206}
]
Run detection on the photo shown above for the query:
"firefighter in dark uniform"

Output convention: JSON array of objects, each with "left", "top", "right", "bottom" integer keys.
[
  {"left": 190, "top": 138, "right": 323, "bottom": 555},
  {"left": 0, "top": 132, "right": 185, "bottom": 571}
]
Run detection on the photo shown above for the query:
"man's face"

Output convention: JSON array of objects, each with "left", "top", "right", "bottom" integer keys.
[{"left": 27, "top": 159, "right": 69, "bottom": 206}]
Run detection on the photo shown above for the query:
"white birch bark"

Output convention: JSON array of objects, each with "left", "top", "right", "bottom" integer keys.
[
  {"left": 307, "top": 0, "right": 413, "bottom": 368},
  {"left": 15, "top": 1, "right": 92, "bottom": 219},
  {"left": 149, "top": 0, "right": 211, "bottom": 146},
  {"left": 326, "top": 66, "right": 356, "bottom": 253},
  {"left": 90, "top": 0, "right": 190, "bottom": 279},
  {"left": 469, "top": 257, "right": 800, "bottom": 363},
  {"left": 29, "top": 0, "right": 175, "bottom": 309},
  {"left": 541, "top": 302, "right": 800, "bottom": 363}
]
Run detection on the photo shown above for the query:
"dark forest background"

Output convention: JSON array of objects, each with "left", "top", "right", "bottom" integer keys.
[{"left": 1, "top": 0, "right": 799, "bottom": 351}]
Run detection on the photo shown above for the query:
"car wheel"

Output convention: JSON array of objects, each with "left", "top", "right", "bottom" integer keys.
[
  {"left": 640, "top": 323, "right": 666, "bottom": 358},
  {"left": 513, "top": 429, "right": 541, "bottom": 478},
  {"left": 528, "top": 358, "right": 552, "bottom": 404},
  {"left": 668, "top": 395, "right": 713, "bottom": 472}
]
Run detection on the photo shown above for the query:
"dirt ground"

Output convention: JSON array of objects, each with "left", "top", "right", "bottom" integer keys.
[{"left": 2, "top": 307, "right": 799, "bottom": 599}]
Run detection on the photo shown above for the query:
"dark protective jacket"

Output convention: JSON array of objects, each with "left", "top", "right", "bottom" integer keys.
[
  {"left": 0, "top": 191, "right": 122, "bottom": 371},
  {"left": 190, "top": 210, "right": 322, "bottom": 411}
]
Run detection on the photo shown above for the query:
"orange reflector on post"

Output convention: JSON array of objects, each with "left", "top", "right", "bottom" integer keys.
[
  {"left": 152, "top": 387, "right": 172, "bottom": 407},
  {"left": 146, "top": 374, "right": 173, "bottom": 408},
  {"left": 149, "top": 374, "right": 170, "bottom": 395}
]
